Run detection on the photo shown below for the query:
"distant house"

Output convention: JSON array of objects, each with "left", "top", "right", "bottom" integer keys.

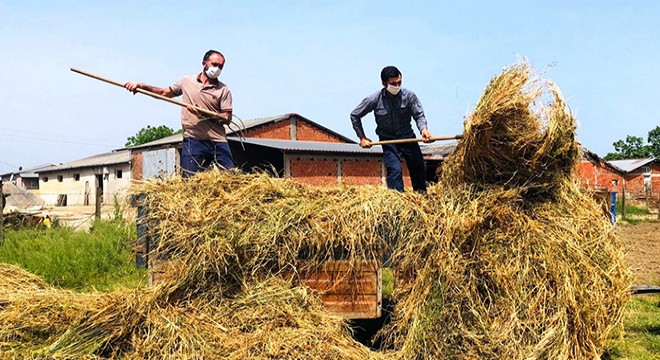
[
  {"left": 36, "top": 150, "right": 131, "bottom": 206},
  {"left": 608, "top": 157, "right": 660, "bottom": 200},
  {"left": 128, "top": 113, "right": 452, "bottom": 188},
  {"left": 0, "top": 163, "right": 58, "bottom": 194},
  {"left": 578, "top": 148, "right": 624, "bottom": 193}
]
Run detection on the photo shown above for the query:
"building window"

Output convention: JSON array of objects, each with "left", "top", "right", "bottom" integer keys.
[
  {"left": 115, "top": 170, "right": 123, "bottom": 179},
  {"left": 73, "top": 174, "right": 80, "bottom": 181},
  {"left": 57, "top": 175, "right": 63, "bottom": 182},
  {"left": 42, "top": 177, "right": 48, "bottom": 182},
  {"left": 641, "top": 166, "right": 651, "bottom": 174},
  {"left": 27, "top": 179, "right": 39, "bottom": 189}
]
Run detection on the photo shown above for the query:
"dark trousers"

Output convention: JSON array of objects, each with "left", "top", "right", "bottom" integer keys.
[
  {"left": 181, "top": 138, "right": 235, "bottom": 178},
  {"left": 382, "top": 142, "right": 427, "bottom": 193}
]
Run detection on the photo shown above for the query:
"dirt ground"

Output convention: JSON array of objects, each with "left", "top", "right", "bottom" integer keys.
[
  {"left": 44, "top": 204, "right": 137, "bottom": 231},
  {"left": 617, "top": 221, "right": 660, "bottom": 285}
]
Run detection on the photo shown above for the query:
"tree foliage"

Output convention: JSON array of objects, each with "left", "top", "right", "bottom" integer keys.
[
  {"left": 604, "top": 126, "right": 660, "bottom": 160},
  {"left": 125, "top": 125, "right": 178, "bottom": 147}
]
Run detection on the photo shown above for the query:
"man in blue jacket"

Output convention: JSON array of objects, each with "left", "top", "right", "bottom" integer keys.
[{"left": 350, "top": 66, "right": 432, "bottom": 193}]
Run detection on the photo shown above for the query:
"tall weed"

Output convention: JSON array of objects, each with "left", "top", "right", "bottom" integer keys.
[{"left": 0, "top": 219, "right": 146, "bottom": 291}]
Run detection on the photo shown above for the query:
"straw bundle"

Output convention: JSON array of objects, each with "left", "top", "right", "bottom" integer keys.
[
  {"left": 442, "top": 63, "right": 580, "bottom": 200},
  {"left": 0, "top": 62, "right": 630, "bottom": 359}
]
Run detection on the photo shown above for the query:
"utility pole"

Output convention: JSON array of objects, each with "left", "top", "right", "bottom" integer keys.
[{"left": 621, "top": 186, "right": 626, "bottom": 220}]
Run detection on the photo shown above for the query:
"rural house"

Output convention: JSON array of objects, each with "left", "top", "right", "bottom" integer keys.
[
  {"left": 36, "top": 150, "right": 132, "bottom": 206},
  {"left": 608, "top": 157, "right": 660, "bottom": 200},
  {"left": 0, "top": 163, "right": 58, "bottom": 194},
  {"left": 578, "top": 148, "right": 624, "bottom": 193}
]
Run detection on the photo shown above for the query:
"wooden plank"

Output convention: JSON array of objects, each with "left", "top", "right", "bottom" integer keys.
[
  {"left": 303, "top": 260, "right": 380, "bottom": 272},
  {"left": 301, "top": 272, "right": 378, "bottom": 294},
  {"left": 318, "top": 294, "right": 381, "bottom": 319},
  {"left": 297, "top": 260, "right": 382, "bottom": 319}
]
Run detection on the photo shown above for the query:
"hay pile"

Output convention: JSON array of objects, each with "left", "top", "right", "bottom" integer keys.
[{"left": 0, "top": 62, "right": 630, "bottom": 359}]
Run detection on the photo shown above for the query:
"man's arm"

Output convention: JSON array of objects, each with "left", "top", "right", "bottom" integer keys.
[
  {"left": 124, "top": 82, "right": 177, "bottom": 98},
  {"left": 410, "top": 92, "right": 432, "bottom": 142},
  {"left": 350, "top": 94, "right": 377, "bottom": 147}
]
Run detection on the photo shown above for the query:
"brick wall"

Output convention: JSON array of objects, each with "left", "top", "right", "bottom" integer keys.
[
  {"left": 578, "top": 161, "right": 623, "bottom": 192},
  {"left": 401, "top": 161, "right": 413, "bottom": 189},
  {"left": 340, "top": 158, "right": 383, "bottom": 186},
  {"left": 623, "top": 163, "right": 660, "bottom": 200},
  {"left": 296, "top": 120, "right": 346, "bottom": 143},
  {"left": 288, "top": 154, "right": 419, "bottom": 189},
  {"left": 244, "top": 120, "right": 291, "bottom": 140},
  {"left": 289, "top": 156, "right": 339, "bottom": 186},
  {"left": 132, "top": 152, "right": 143, "bottom": 182},
  {"left": 242, "top": 117, "right": 348, "bottom": 143}
]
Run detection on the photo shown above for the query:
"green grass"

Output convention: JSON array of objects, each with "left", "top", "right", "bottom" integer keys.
[
  {"left": 383, "top": 267, "right": 393, "bottom": 298},
  {"left": 617, "top": 202, "right": 652, "bottom": 216},
  {"left": 0, "top": 219, "right": 147, "bottom": 292},
  {"left": 615, "top": 201, "right": 656, "bottom": 224},
  {"left": 604, "top": 295, "right": 660, "bottom": 359}
]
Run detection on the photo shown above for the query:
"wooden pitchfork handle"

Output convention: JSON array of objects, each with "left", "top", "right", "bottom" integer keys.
[
  {"left": 70, "top": 67, "right": 228, "bottom": 122},
  {"left": 370, "top": 135, "right": 464, "bottom": 146}
]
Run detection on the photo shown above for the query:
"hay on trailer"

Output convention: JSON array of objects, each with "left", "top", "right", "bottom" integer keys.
[{"left": 0, "top": 61, "right": 630, "bottom": 359}]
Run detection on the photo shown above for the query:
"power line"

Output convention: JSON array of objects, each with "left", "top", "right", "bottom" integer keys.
[
  {"left": 0, "top": 160, "right": 18, "bottom": 168},
  {"left": 0, "top": 132, "right": 119, "bottom": 148}
]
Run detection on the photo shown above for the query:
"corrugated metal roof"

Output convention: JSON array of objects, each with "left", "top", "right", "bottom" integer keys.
[
  {"left": 1, "top": 163, "right": 59, "bottom": 178},
  {"left": 39, "top": 150, "right": 131, "bottom": 173},
  {"left": 127, "top": 113, "right": 356, "bottom": 150},
  {"left": 420, "top": 143, "right": 458, "bottom": 160},
  {"left": 230, "top": 137, "right": 383, "bottom": 154},
  {"left": 607, "top": 157, "right": 656, "bottom": 173},
  {"left": 232, "top": 137, "right": 458, "bottom": 159}
]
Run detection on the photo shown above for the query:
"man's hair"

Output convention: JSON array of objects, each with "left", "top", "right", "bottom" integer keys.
[
  {"left": 203, "top": 50, "right": 225, "bottom": 62},
  {"left": 380, "top": 66, "right": 401, "bottom": 82}
]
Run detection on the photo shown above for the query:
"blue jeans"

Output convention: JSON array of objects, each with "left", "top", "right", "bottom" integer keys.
[
  {"left": 382, "top": 142, "right": 427, "bottom": 193},
  {"left": 181, "top": 138, "right": 235, "bottom": 177}
]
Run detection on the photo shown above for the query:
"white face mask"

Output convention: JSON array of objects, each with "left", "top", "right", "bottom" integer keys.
[
  {"left": 386, "top": 84, "right": 400, "bottom": 95},
  {"left": 205, "top": 66, "right": 222, "bottom": 79}
]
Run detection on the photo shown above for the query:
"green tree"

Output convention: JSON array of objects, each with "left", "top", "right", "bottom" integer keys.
[
  {"left": 647, "top": 125, "right": 660, "bottom": 157},
  {"left": 604, "top": 126, "right": 660, "bottom": 160},
  {"left": 125, "top": 125, "right": 178, "bottom": 147}
]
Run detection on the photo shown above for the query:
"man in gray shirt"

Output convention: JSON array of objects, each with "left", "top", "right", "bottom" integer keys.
[{"left": 350, "top": 66, "right": 432, "bottom": 193}]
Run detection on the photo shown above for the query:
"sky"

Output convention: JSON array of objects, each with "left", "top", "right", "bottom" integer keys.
[{"left": 1, "top": 1, "right": 658, "bottom": 174}]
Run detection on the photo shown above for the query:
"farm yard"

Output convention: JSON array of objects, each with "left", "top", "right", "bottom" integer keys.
[{"left": 0, "top": 63, "right": 657, "bottom": 359}]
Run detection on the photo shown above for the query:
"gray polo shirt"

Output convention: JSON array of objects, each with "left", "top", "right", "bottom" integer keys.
[
  {"left": 169, "top": 74, "right": 233, "bottom": 142},
  {"left": 350, "top": 88, "right": 428, "bottom": 140}
]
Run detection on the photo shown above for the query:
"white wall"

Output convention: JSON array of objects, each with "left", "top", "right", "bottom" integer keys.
[{"left": 39, "top": 164, "right": 132, "bottom": 206}]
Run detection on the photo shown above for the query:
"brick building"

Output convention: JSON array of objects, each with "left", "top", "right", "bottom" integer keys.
[
  {"left": 578, "top": 148, "right": 624, "bottom": 193},
  {"left": 608, "top": 157, "right": 660, "bottom": 201},
  {"left": 129, "top": 113, "right": 451, "bottom": 188}
]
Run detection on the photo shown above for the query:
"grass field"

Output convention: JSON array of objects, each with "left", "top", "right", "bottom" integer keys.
[
  {"left": 604, "top": 294, "right": 660, "bottom": 360},
  {"left": 0, "top": 219, "right": 147, "bottom": 291}
]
